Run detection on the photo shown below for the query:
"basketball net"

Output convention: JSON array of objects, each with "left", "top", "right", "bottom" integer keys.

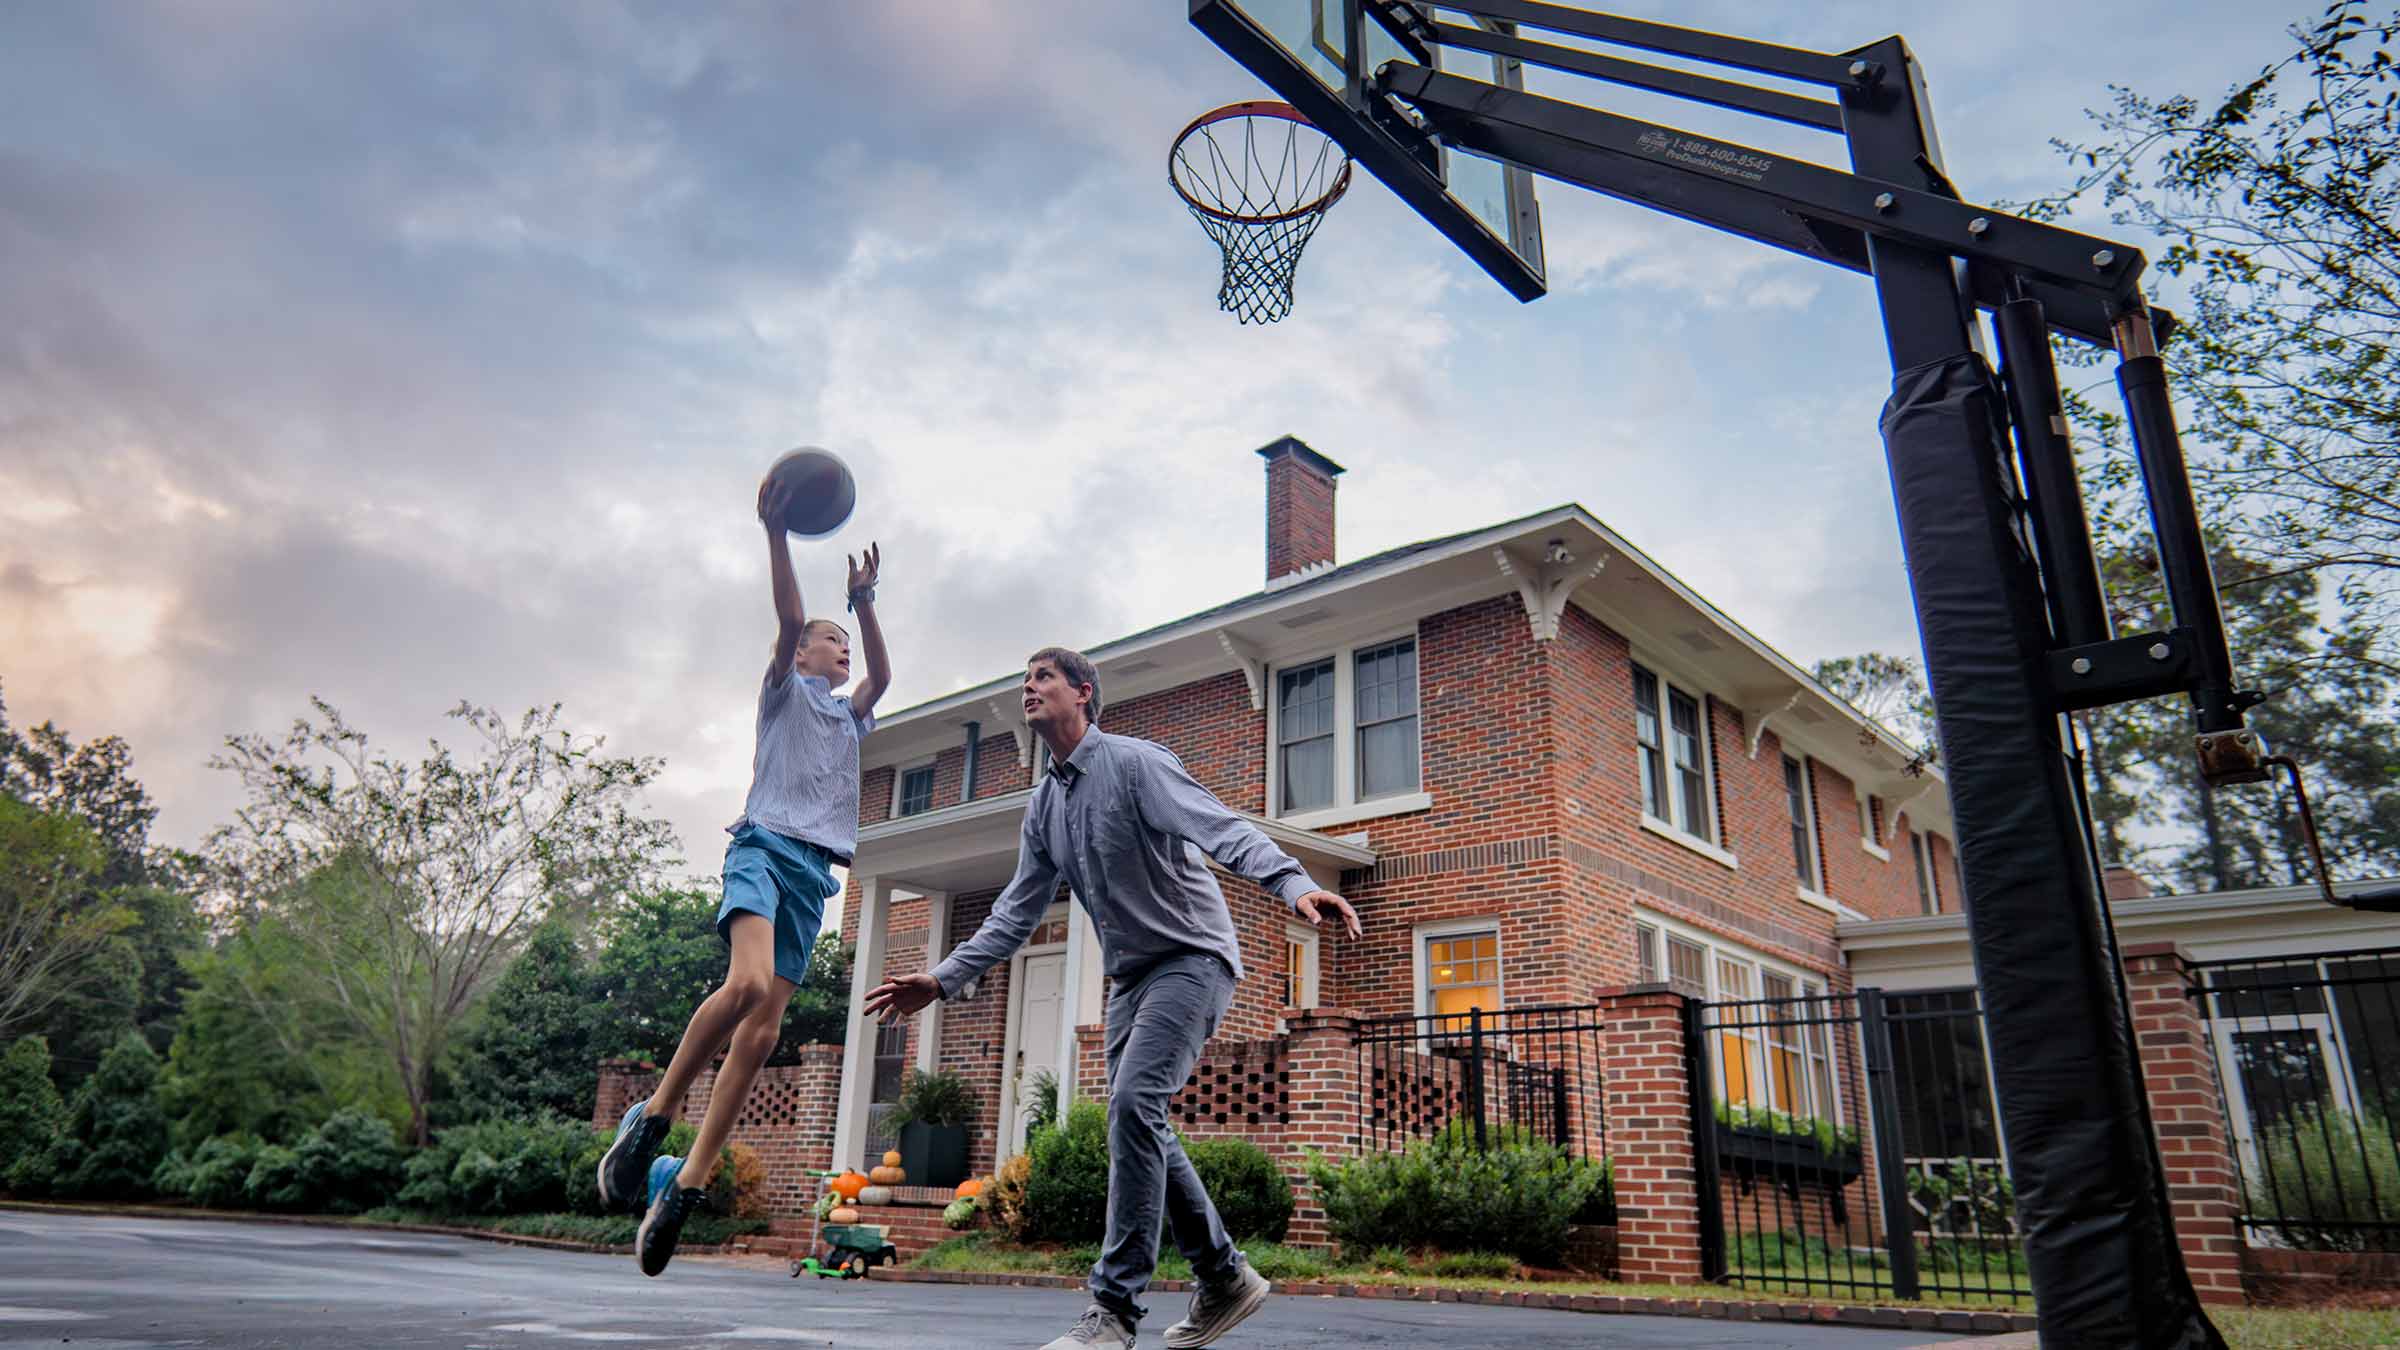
[{"left": 1170, "top": 102, "right": 1353, "bottom": 324}]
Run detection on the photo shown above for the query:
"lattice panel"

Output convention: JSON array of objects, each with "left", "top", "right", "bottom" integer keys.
[
  {"left": 1367, "top": 1054, "right": 1470, "bottom": 1137},
  {"left": 1171, "top": 1039, "right": 1289, "bottom": 1128}
]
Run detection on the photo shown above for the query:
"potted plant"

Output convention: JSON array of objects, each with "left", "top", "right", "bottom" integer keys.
[{"left": 890, "top": 1068, "right": 978, "bottom": 1189}]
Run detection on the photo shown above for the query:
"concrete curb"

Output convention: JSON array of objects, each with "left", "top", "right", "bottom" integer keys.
[
  {"left": 0, "top": 1199, "right": 756, "bottom": 1259},
  {"left": 865, "top": 1267, "right": 2040, "bottom": 1335}
]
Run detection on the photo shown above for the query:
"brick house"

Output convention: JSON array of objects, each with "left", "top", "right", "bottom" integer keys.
[
  {"left": 827, "top": 435, "right": 1966, "bottom": 1179},
  {"left": 589, "top": 434, "right": 2399, "bottom": 1300}
]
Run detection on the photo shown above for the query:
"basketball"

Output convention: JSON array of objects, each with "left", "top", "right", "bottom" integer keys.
[{"left": 765, "top": 446, "right": 856, "bottom": 538}]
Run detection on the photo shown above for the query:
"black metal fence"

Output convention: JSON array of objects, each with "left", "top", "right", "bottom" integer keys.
[
  {"left": 1689, "top": 987, "right": 2027, "bottom": 1302},
  {"left": 1352, "top": 1004, "right": 1612, "bottom": 1220},
  {"left": 2189, "top": 948, "right": 2400, "bottom": 1252}
]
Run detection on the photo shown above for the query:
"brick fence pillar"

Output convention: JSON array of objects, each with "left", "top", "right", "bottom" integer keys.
[
  {"left": 793, "top": 1043, "right": 844, "bottom": 1176},
  {"left": 2121, "top": 942, "right": 2247, "bottom": 1306},
  {"left": 1597, "top": 983, "right": 1705, "bottom": 1285},
  {"left": 592, "top": 1059, "right": 659, "bottom": 1130},
  {"left": 1279, "top": 1007, "right": 1363, "bottom": 1249}
]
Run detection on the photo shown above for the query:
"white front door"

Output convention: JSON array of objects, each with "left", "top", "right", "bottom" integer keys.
[{"left": 1010, "top": 951, "right": 1069, "bottom": 1155}]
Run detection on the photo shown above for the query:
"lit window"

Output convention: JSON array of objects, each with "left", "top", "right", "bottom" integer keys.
[
  {"left": 1647, "top": 915, "right": 1842, "bottom": 1125},
  {"left": 898, "top": 764, "right": 935, "bottom": 817},
  {"left": 1426, "top": 930, "right": 1499, "bottom": 1024},
  {"left": 1283, "top": 926, "right": 1319, "bottom": 1011}
]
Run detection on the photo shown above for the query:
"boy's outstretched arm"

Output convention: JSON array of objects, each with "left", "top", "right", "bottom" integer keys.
[
  {"left": 848, "top": 543, "right": 889, "bottom": 717},
  {"left": 760, "top": 476, "right": 807, "bottom": 684}
]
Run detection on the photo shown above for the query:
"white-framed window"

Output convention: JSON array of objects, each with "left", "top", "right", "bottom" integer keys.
[
  {"left": 1268, "top": 630, "right": 1427, "bottom": 827},
  {"left": 1282, "top": 923, "right": 1320, "bottom": 1016},
  {"left": 1632, "top": 661, "right": 1721, "bottom": 848},
  {"left": 896, "top": 763, "right": 936, "bottom": 817},
  {"left": 1783, "top": 753, "right": 1828, "bottom": 904},
  {"left": 1634, "top": 911, "right": 1842, "bottom": 1125},
  {"left": 1414, "top": 917, "right": 1501, "bottom": 1027},
  {"left": 1858, "top": 790, "right": 1889, "bottom": 858},
  {"left": 1911, "top": 832, "right": 1943, "bottom": 914}
]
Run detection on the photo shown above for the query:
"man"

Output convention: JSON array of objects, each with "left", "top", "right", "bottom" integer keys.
[
  {"left": 595, "top": 474, "right": 890, "bottom": 1277},
  {"left": 867, "top": 647, "right": 1360, "bottom": 1350}
]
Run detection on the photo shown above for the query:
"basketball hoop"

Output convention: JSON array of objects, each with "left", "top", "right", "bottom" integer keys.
[{"left": 1169, "top": 101, "right": 1353, "bottom": 324}]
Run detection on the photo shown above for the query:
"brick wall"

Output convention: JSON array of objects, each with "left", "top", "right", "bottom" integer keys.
[
  {"left": 2121, "top": 943, "right": 2247, "bottom": 1306},
  {"left": 593, "top": 1043, "right": 844, "bottom": 1218}
]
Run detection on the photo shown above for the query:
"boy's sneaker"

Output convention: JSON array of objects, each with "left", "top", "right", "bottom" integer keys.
[
  {"left": 636, "top": 1155, "right": 705, "bottom": 1277},
  {"left": 1038, "top": 1303, "right": 1137, "bottom": 1349},
  {"left": 1163, "top": 1264, "right": 1271, "bottom": 1348},
  {"left": 596, "top": 1099, "right": 672, "bottom": 1213}
]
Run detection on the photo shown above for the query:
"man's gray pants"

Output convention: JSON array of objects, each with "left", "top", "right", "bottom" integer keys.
[{"left": 1089, "top": 952, "right": 1244, "bottom": 1321}]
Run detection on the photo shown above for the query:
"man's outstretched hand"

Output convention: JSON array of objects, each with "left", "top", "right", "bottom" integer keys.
[
  {"left": 1295, "top": 890, "right": 1363, "bottom": 939},
  {"left": 864, "top": 971, "right": 943, "bottom": 1021}
]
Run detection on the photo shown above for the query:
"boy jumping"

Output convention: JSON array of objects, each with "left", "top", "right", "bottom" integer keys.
[
  {"left": 595, "top": 473, "right": 890, "bottom": 1276},
  {"left": 866, "top": 647, "right": 1360, "bottom": 1349}
]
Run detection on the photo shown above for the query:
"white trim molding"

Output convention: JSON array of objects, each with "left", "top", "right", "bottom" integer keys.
[
  {"left": 1219, "top": 633, "right": 1265, "bottom": 712},
  {"left": 1494, "top": 540, "right": 1608, "bottom": 642}
]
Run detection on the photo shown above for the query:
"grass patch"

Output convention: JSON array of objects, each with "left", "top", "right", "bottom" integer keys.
[
  {"left": 2216, "top": 1306, "right": 2400, "bottom": 1350},
  {"left": 909, "top": 1234, "right": 1330, "bottom": 1283}
]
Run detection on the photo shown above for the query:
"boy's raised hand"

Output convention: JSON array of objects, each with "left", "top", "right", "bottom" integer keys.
[
  {"left": 847, "top": 542, "right": 881, "bottom": 596},
  {"left": 864, "top": 970, "right": 941, "bottom": 1021}
]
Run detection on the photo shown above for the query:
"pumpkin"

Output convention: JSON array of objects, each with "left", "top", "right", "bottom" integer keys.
[
  {"left": 828, "top": 1205, "right": 860, "bottom": 1225},
  {"left": 858, "top": 1184, "right": 893, "bottom": 1207},
  {"left": 829, "top": 1170, "right": 867, "bottom": 1202},
  {"left": 869, "top": 1162, "right": 906, "bottom": 1186},
  {"left": 883, "top": 1150, "right": 904, "bottom": 1168},
  {"left": 954, "top": 1178, "right": 984, "bottom": 1201}
]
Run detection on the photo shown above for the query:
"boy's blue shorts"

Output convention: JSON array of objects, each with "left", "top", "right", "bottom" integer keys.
[{"left": 717, "top": 823, "right": 841, "bottom": 987}]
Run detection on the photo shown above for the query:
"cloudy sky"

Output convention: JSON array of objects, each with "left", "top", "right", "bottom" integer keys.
[{"left": 2, "top": 0, "right": 2295, "bottom": 869}]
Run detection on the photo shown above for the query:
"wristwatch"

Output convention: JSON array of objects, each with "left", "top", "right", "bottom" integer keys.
[{"left": 847, "top": 584, "right": 876, "bottom": 613}]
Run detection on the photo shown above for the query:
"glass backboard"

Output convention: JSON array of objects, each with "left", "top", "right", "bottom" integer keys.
[{"left": 1193, "top": 0, "right": 1547, "bottom": 299}]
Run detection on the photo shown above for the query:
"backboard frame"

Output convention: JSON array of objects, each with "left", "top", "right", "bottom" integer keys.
[{"left": 1190, "top": 0, "right": 1548, "bottom": 300}]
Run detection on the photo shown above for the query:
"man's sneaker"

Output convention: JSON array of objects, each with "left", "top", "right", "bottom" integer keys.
[
  {"left": 596, "top": 1099, "right": 672, "bottom": 1213},
  {"left": 1037, "top": 1303, "right": 1137, "bottom": 1349},
  {"left": 635, "top": 1155, "right": 705, "bottom": 1278},
  {"left": 1163, "top": 1264, "right": 1271, "bottom": 1349}
]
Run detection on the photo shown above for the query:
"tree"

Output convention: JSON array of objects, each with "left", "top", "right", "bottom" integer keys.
[
  {"left": 0, "top": 796, "right": 134, "bottom": 1045},
  {"left": 590, "top": 887, "right": 853, "bottom": 1067},
  {"left": 203, "top": 699, "right": 677, "bottom": 1144},
  {"left": 2033, "top": 2, "right": 2400, "bottom": 662},
  {"left": 0, "top": 689, "right": 207, "bottom": 1073},
  {"left": 155, "top": 914, "right": 403, "bottom": 1149},
  {"left": 0, "top": 1037, "right": 66, "bottom": 1194},
  {"left": 44, "top": 1031, "right": 169, "bottom": 1201},
  {"left": 1809, "top": 651, "right": 1940, "bottom": 765},
  {"left": 443, "top": 921, "right": 602, "bottom": 1124}
]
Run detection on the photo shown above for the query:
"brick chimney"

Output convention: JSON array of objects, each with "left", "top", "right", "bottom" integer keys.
[
  {"left": 1258, "top": 436, "right": 1344, "bottom": 583},
  {"left": 2102, "top": 863, "right": 2154, "bottom": 902}
]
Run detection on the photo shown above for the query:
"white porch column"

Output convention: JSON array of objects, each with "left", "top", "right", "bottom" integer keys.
[
  {"left": 1056, "top": 896, "right": 1097, "bottom": 1109},
  {"left": 916, "top": 890, "right": 951, "bottom": 1074},
  {"left": 833, "top": 874, "right": 893, "bottom": 1172}
]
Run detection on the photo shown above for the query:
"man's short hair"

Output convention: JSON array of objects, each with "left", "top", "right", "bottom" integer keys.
[
  {"left": 1028, "top": 646, "right": 1101, "bottom": 725},
  {"left": 803, "top": 618, "right": 848, "bottom": 642}
]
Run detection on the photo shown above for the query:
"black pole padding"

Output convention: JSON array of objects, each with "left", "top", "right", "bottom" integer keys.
[
  {"left": 2116, "top": 353, "right": 2244, "bottom": 734},
  {"left": 1996, "top": 298, "right": 2112, "bottom": 649},
  {"left": 1881, "top": 354, "right": 2224, "bottom": 1350}
]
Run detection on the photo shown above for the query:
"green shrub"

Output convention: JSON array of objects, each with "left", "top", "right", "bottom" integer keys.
[
  {"left": 180, "top": 1135, "right": 262, "bottom": 1208},
  {"left": 1184, "top": 1137, "right": 1293, "bottom": 1244},
  {"left": 1714, "top": 1101, "right": 1859, "bottom": 1154},
  {"left": 0, "top": 1038, "right": 66, "bottom": 1197},
  {"left": 891, "top": 1068, "right": 979, "bottom": 1129},
  {"left": 560, "top": 1118, "right": 736, "bottom": 1218},
  {"left": 395, "top": 1115, "right": 594, "bottom": 1217},
  {"left": 1020, "top": 1101, "right": 1111, "bottom": 1244},
  {"left": 49, "top": 1032, "right": 168, "bottom": 1201},
  {"left": 2247, "top": 1109, "right": 2400, "bottom": 1252},
  {"left": 1022, "top": 1069, "right": 1062, "bottom": 1137},
  {"left": 245, "top": 1144, "right": 311, "bottom": 1210},
  {"left": 292, "top": 1109, "right": 406, "bottom": 1214},
  {"left": 1303, "top": 1130, "right": 1607, "bottom": 1267}
]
